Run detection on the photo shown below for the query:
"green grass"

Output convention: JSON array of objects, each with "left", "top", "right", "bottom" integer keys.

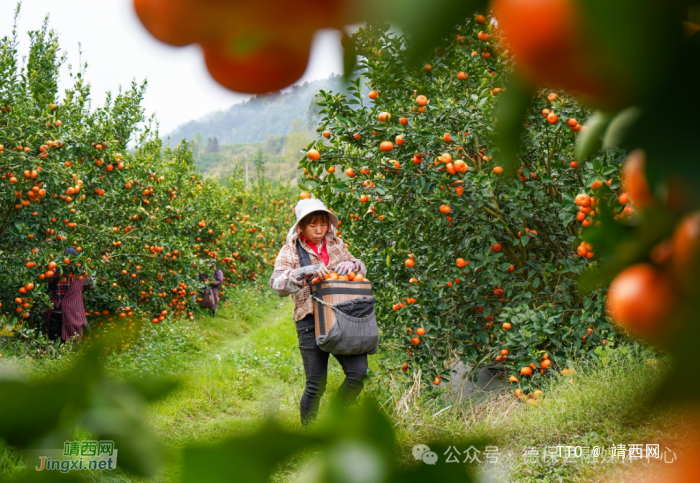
[
  {"left": 370, "top": 345, "right": 685, "bottom": 482},
  {"left": 0, "top": 288, "right": 688, "bottom": 482}
]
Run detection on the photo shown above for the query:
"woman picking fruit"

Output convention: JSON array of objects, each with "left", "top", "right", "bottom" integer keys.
[{"left": 270, "top": 197, "right": 368, "bottom": 426}]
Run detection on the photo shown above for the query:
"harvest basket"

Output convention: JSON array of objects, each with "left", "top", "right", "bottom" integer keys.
[{"left": 309, "top": 280, "right": 373, "bottom": 338}]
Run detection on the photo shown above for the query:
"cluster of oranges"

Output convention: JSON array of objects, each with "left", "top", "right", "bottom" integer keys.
[
  {"left": 576, "top": 240, "right": 595, "bottom": 259},
  {"left": 573, "top": 193, "right": 598, "bottom": 228},
  {"left": 392, "top": 297, "right": 416, "bottom": 311},
  {"left": 310, "top": 271, "right": 366, "bottom": 284}
]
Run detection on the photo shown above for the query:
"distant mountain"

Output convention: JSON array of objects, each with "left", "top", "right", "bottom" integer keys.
[{"left": 164, "top": 75, "right": 346, "bottom": 146}]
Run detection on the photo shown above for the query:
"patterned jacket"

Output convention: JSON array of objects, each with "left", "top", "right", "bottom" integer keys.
[
  {"left": 270, "top": 231, "right": 367, "bottom": 322},
  {"left": 44, "top": 275, "right": 95, "bottom": 340}
]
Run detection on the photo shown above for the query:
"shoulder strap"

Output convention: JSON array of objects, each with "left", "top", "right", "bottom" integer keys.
[
  {"left": 296, "top": 239, "right": 313, "bottom": 268},
  {"left": 296, "top": 239, "right": 314, "bottom": 290}
]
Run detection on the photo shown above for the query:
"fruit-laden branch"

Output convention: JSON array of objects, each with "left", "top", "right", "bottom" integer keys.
[
  {"left": 531, "top": 219, "right": 567, "bottom": 258},
  {"left": 481, "top": 206, "right": 522, "bottom": 267},
  {"left": 483, "top": 200, "right": 528, "bottom": 266}
]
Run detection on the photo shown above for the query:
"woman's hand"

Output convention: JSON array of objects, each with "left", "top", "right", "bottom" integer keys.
[
  {"left": 335, "top": 261, "right": 355, "bottom": 275},
  {"left": 296, "top": 264, "right": 331, "bottom": 279},
  {"left": 314, "top": 264, "right": 332, "bottom": 279}
]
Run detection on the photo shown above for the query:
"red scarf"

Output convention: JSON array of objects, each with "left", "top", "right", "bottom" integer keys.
[{"left": 300, "top": 235, "right": 329, "bottom": 265}]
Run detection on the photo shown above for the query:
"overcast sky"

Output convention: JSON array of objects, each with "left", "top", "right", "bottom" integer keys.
[{"left": 0, "top": 0, "right": 344, "bottom": 135}]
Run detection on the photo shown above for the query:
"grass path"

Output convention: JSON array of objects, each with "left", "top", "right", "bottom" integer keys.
[
  {"left": 0, "top": 287, "right": 690, "bottom": 483},
  {"left": 107, "top": 288, "right": 377, "bottom": 482}
]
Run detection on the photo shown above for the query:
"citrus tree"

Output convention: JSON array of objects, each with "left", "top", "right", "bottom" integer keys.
[
  {"left": 0, "top": 14, "right": 296, "bottom": 336},
  {"left": 298, "top": 20, "right": 634, "bottom": 398}
]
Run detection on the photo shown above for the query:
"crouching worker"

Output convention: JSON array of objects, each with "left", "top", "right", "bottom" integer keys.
[{"left": 270, "top": 198, "right": 369, "bottom": 426}]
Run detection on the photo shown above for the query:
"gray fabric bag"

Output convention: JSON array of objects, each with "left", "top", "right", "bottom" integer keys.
[
  {"left": 295, "top": 238, "right": 378, "bottom": 355},
  {"left": 312, "top": 295, "right": 379, "bottom": 355}
]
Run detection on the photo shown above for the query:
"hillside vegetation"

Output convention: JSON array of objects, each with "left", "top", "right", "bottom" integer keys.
[
  {"left": 164, "top": 76, "right": 346, "bottom": 147},
  {"left": 164, "top": 76, "right": 359, "bottom": 183},
  {"left": 192, "top": 119, "right": 315, "bottom": 183}
]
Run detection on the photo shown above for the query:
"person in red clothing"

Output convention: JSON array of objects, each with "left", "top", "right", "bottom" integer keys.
[{"left": 44, "top": 248, "right": 95, "bottom": 343}]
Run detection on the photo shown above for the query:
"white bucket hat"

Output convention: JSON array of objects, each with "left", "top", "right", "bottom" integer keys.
[{"left": 285, "top": 198, "right": 339, "bottom": 247}]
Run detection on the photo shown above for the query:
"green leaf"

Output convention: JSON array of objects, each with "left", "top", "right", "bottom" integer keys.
[
  {"left": 494, "top": 76, "right": 535, "bottom": 173},
  {"left": 602, "top": 106, "right": 642, "bottom": 148},
  {"left": 575, "top": 111, "right": 613, "bottom": 160}
]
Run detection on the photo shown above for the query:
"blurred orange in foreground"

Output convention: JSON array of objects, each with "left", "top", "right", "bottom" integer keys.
[
  {"left": 490, "top": 0, "right": 616, "bottom": 105},
  {"left": 609, "top": 414, "right": 700, "bottom": 483},
  {"left": 133, "top": 0, "right": 349, "bottom": 93}
]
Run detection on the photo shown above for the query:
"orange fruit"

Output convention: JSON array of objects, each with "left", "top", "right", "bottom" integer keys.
[
  {"left": 307, "top": 149, "right": 320, "bottom": 161},
  {"left": 491, "top": 0, "right": 617, "bottom": 105},
  {"left": 606, "top": 263, "right": 677, "bottom": 339},
  {"left": 353, "top": 273, "right": 364, "bottom": 282},
  {"left": 439, "top": 204, "right": 450, "bottom": 214},
  {"left": 380, "top": 141, "right": 394, "bottom": 152},
  {"left": 416, "top": 328, "right": 425, "bottom": 336},
  {"left": 411, "top": 337, "right": 420, "bottom": 345},
  {"left": 201, "top": 37, "right": 311, "bottom": 94},
  {"left": 621, "top": 150, "right": 654, "bottom": 208},
  {"left": 670, "top": 211, "right": 700, "bottom": 288},
  {"left": 502, "top": 322, "right": 512, "bottom": 330},
  {"left": 493, "top": 166, "right": 504, "bottom": 174},
  {"left": 574, "top": 193, "right": 591, "bottom": 206},
  {"left": 404, "top": 259, "right": 415, "bottom": 268},
  {"left": 415, "top": 95, "right": 428, "bottom": 106},
  {"left": 300, "top": 191, "right": 311, "bottom": 200},
  {"left": 368, "top": 90, "right": 378, "bottom": 99},
  {"left": 520, "top": 366, "right": 532, "bottom": 376},
  {"left": 456, "top": 258, "right": 467, "bottom": 268}
]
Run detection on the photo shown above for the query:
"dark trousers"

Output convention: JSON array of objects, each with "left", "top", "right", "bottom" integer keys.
[
  {"left": 295, "top": 314, "right": 368, "bottom": 426},
  {"left": 48, "top": 311, "right": 65, "bottom": 343}
]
